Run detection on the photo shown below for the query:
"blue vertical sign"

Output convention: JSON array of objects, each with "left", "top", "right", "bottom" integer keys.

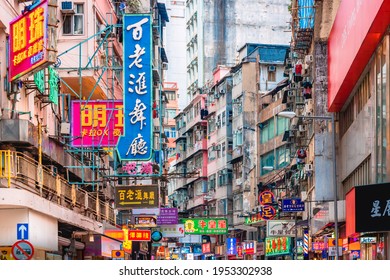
[
  {"left": 226, "top": 238, "right": 237, "bottom": 255},
  {"left": 117, "top": 14, "right": 153, "bottom": 161}
]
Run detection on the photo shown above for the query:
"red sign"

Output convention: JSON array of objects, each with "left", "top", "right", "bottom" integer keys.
[
  {"left": 258, "top": 190, "right": 275, "bottom": 205},
  {"left": 127, "top": 230, "right": 151, "bottom": 241},
  {"left": 105, "top": 230, "right": 126, "bottom": 241},
  {"left": 312, "top": 242, "right": 325, "bottom": 251},
  {"left": 328, "top": 0, "right": 390, "bottom": 111},
  {"left": 202, "top": 242, "right": 211, "bottom": 254},
  {"left": 237, "top": 246, "right": 243, "bottom": 258},
  {"left": 9, "top": 0, "right": 49, "bottom": 81},
  {"left": 11, "top": 240, "right": 34, "bottom": 260}
]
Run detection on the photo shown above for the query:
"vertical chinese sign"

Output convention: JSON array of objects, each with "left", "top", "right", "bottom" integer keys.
[
  {"left": 9, "top": 0, "right": 57, "bottom": 82},
  {"left": 117, "top": 14, "right": 153, "bottom": 161},
  {"left": 71, "top": 100, "right": 124, "bottom": 147}
]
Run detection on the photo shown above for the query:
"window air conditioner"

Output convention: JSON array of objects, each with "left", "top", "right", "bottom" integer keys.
[{"left": 61, "top": 1, "right": 75, "bottom": 14}]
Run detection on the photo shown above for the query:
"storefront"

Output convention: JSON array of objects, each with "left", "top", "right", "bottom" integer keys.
[{"left": 346, "top": 183, "right": 390, "bottom": 260}]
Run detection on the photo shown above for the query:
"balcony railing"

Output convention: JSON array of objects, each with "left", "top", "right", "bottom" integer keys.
[{"left": 0, "top": 150, "right": 116, "bottom": 226}]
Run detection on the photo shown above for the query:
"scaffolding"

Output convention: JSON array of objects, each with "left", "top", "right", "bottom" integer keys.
[{"left": 54, "top": 6, "right": 167, "bottom": 200}]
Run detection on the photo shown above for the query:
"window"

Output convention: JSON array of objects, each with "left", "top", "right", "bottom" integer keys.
[
  {"left": 260, "top": 119, "right": 274, "bottom": 144},
  {"left": 233, "top": 129, "right": 243, "bottom": 148},
  {"left": 267, "top": 68, "right": 276, "bottom": 82},
  {"left": 165, "top": 91, "right": 177, "bottom": 101},
  {"left": 276, "top": 116, "right": 289, "bottom": 136},
  {"left": 164, "top": 127, "right": 176, "bottom": 138},
  {"left": 260, "top": 151, "right": 275, "bottom": 175},
  {"left": 208, "top": 174, "right": 216, "bottom": 190},
  {"left": 208, "top": 147, "right": 216, "bottom": 161},
  {"left": 166, "top": 109, "right": 177, "bottom": 119},
  {"left": 221, "top": 111, "right": 226, "bottom": 127},
  {"left": 63, "top": 4, "right": 84, "bottom": 35},
  {"left": 221, "top": 142, "right": 226, "bottom": 157}
]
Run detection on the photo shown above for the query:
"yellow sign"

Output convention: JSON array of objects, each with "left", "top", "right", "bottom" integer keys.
[
  {"left": 112, "top": 250, "right": 125, "bottom": 259},
  {"left": 115, "top": 185, "right": 159, "bottom": 209},
  {"left": 0, "top": 247, "right": 15, "bottom": 260}
]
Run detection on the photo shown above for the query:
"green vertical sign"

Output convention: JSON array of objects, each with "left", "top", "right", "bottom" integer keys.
[
  {"left": 48, "top": 67, "right": 58, "bottom": 105},
  {"left": 34, "top": 69, "right": 45, "bottom": 94}
]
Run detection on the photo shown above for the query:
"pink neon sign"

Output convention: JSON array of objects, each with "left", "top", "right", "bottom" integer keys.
[{"left": 71, "top": 100, "right": 123, "bottom": 147}]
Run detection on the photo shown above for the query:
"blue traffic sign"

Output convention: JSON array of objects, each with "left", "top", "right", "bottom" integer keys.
[{"left": 17, "top": 223, "right": 29, "bottom": 240}]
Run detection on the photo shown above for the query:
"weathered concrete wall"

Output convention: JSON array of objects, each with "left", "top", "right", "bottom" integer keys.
[{"left": 203, "top": 0, "right": 291, "bottom": 83}]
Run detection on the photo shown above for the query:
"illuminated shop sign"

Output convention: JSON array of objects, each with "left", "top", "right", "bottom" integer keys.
[
  {"left": 180, "top": 218, "right": 228, "bottom": 235},
  {"left": 71, "top": 100, "right": 123, "bottom": 147},
  {"left": 265, "top": 237, "right": 291, "bottom": 257},
  {"left": 9, "top": 0, "right": 55, "bottom": 81},
  {"left": 259, "top": 190, "right": 275, "bottom": 204},
  {"left": 114, "top": 185, "right": 158, "bottom": 209},
  {"left": 281, "top": 198, "right": 305, "bottom": 212},
  {"left": 117, "top": 14, "right": 153, "bottom": 161}
]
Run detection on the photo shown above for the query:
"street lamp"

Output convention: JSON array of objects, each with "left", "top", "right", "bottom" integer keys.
[{"left": 278, "top": 111, "right": 339, "bottom": 260}]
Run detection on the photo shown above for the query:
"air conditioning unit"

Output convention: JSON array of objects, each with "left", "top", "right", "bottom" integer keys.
[
  {"left": 296, "top": 131, "right": 305, "bottom": 137},
  {"left": 60, "top": 122, "right": 70, "bottom": 135},
  {"left": 305, "top": 55, "right": 314, "bottom": 64},
  {"left": 236, "top": 178, "right": 243, "bottom": 185},
  {"left": 162, "top": 63, "right": 168, "bottom": 70},
  {"left": 268, "top": 65, "right": 276, "bottom": 72},
  {"left": 61, "top": 1, "right": 75, "bottom": 14},
  {"left": 304, "top": 164, "right": 313, "bottom": 172}
]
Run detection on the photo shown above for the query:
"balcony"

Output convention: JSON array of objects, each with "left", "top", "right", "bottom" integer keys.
[
  {"left": 186, "top": 194, "right": 205, "bottom": 210},
  {"left": 0, "top": 150, "right": 115, "bottom": 225}
]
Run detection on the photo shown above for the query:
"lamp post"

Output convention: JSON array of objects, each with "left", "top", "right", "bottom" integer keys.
[{"left": 278, "top": 111, "right": 338, "bottom": 260}]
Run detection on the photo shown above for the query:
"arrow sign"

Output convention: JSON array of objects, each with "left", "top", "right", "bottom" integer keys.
[{"left": 17, "top": 223, "right": 29, "bottom": 240}]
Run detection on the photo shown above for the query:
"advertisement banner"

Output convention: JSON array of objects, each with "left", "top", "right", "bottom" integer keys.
[
  {"left": 265, "top": 237, "right": 291, "bottom": 257},
  {"left": 180, "top": 218, "right": 228, "bottom": 235},
  {"left": 71, "top": 100, "right": 123, "bottom": 147},
  {"left": 267, "top": 220, "right": 297, "bottom": 237},
  {"left": 157, "top": 208, "right": 178, "bottom": 225},
  {"left": 281, "top": 198, "right": 305, "bottom": 212},
  {"left": 117, "top": 14, "right": 153, "bottom": 161},
  {"left": 114, "top": 185, "right": 158, "bottom": 209},
  {"left": 9, "top": 0, "right": 53, "bottom": 81},
  {"left": 160, "top": 224, "right": 185, "bottom": 238},
  {"left": 226, "top": 238, "right": 237, "bottom": 255}
]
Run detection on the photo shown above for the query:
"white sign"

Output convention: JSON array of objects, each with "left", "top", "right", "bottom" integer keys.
[
  {"left": 360, "top": 237, "right": 377, "bottom": 244},
  {"left": 267, "top": 220, "right": 297, "bottom": 237},
  {"left": 328, "top": 246, "right": 343, "bottom": 256},
  {"left": 186, "top": 253, "right": 194, "bottom": 260},
  {"left": 160, "top": 224, "right": 185, "bottom": 238}
]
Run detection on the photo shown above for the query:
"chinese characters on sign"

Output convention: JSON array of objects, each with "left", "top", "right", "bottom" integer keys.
[
  {"left": 71, "top": 100, "right": 124, "bottom": 147},
  {"left": 267, "top": 220, "right": 297, "bottom": 237},
  {"left": 114, "top": 185, "right": 158, "bottom": 209},
  {"left": 226, "top": 238, "right": 237, "bottom": 255},
  {"left": 9, "top": 0, "right": 54, "bottom": 81},
  {"left": 180, "top": 218, "right": 228, "bottom": 235},
  {"left": 117, "top": 15, "right": 153, "bottom": 161},
  {"left": 265, "top": 237, "right": 291, "bottom": 257},
  {"left": 157, "top": 208, "right": 178, "bottom": 225},
  {"left": 281, "top": 198, "right": 305, "bottom": 212},
  {"left": 127, "top": 230, "right": 151, "bottom": 241},
  {"left": 259, "top": 190, "right": 275, "bottom": 205}
]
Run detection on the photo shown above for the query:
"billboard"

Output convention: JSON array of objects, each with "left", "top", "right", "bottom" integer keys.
[
  {"left": 265, "top": 237, "right": 291, "bottom": 257},
  {"left": 180, "top": 218, "right": 228, "bottom": 235},
  {"left": 117, "top": 14, "right": 153, "bottom": 161},
  {"left": 114, "top": 185, "right": 159, "bottom": 209},
  {"left": 9, "top": 0, "right": 56, "bottom": 81},
  {"left": 71, "top": 100, "right": 123, "bottom": 147}
]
